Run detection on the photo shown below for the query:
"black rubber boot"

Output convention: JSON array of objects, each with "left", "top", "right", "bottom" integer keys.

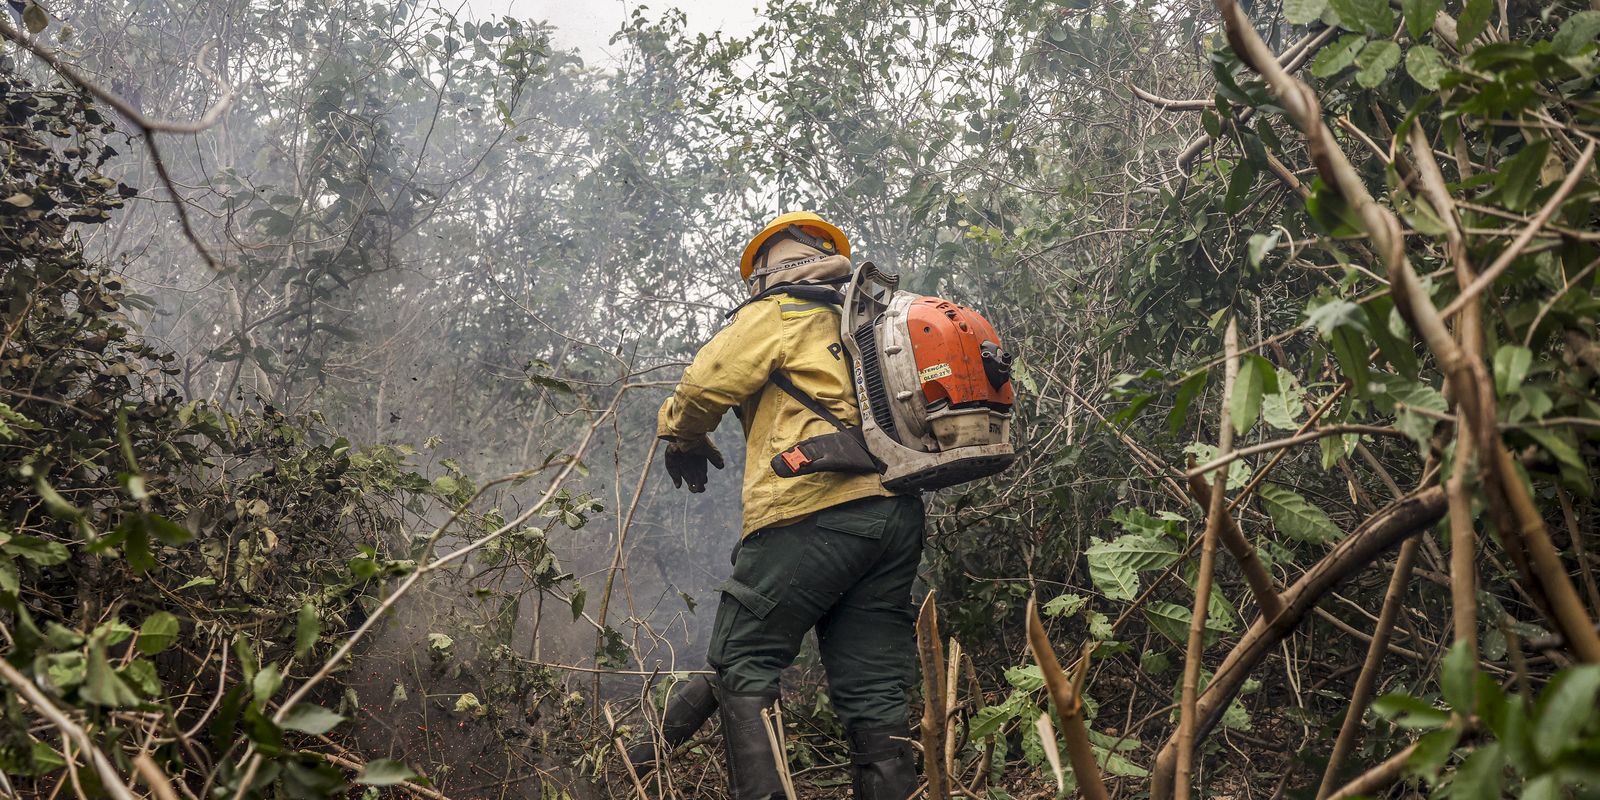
[
  {"left": 849, "top": 725, "right": 917, "bottom": 800},
  {"left": 624, "top": 674, "right": 719, "bottom": 773},
  {"left": 717, "top": 687, "right": 787, "bottom": 800}
]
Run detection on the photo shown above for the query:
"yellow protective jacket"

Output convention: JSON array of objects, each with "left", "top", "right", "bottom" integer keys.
[{"left": 657, "top": 291, "right": 893, "bottom": 537}]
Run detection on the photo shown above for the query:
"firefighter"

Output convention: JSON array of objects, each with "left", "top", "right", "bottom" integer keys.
[{"left": 654, "top": 211, "right": 924, "bottom": 800}]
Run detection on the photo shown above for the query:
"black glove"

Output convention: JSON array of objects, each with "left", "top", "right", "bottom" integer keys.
[{"left": 663, "top": 436, "right": 725, "bottom": 493}]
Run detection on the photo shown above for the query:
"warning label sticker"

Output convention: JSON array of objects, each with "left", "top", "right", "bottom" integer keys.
[{"left": 919, "top": 363, "right": 953, "bottom": 382}]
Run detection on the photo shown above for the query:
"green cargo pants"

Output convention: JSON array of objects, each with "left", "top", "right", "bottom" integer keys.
[{"left": 708, "top": 494, "right": 925, "bottom": 731}]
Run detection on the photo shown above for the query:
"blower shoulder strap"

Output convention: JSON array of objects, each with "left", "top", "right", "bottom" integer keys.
[
  {"left": 768, "top": 371, "right": 851, "bottom": 433},
  {"left": 725, "top": 283, "right": 845, "bottom": 319}
]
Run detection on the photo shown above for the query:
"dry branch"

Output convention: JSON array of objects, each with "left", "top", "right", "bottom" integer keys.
[{"left": 1186, "top": 472, "right": 1283, "bottom": 621}]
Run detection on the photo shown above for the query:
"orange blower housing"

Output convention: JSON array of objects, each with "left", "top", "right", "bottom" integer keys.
[{"left": 905, "top": 298, "right": 1016, "bottom": 411}]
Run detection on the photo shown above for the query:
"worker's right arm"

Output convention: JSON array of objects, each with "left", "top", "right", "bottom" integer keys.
[{"left": 657, "top": 299, "right": 784, "bottom": 441}]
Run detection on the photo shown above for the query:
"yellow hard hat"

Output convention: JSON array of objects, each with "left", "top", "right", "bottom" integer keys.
[{"left": 740, "top": 211, "right": 851, "bottom": 281}]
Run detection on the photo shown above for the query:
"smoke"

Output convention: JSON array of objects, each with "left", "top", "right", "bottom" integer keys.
[{"left": 51, "top": 0, "right": 758, "bottom": 793}]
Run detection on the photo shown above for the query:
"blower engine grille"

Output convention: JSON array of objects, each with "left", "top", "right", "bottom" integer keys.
[{"left": 853, "top": 321, "right": 898, "bottom": 440}]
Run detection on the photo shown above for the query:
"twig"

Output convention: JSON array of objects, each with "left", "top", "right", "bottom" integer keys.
[
  {"left": 0, "top": 17, "right": 233, "bottom": 271},
  {"left": 318, "top": 753, "right": 456, "bottom": 800},
  {"left": 594, "top": 437, "right": 661, "bottom": 713},
  {"left": 1314, "top": 537, "right": 1420, "bottom": 798},
  {"left": 1177, "top": 319, "right": 1238, "bottom": 800},
  {"left": 1185, "top": 424, "right": 1405, "bottom": 477},
  {"left": 604, "top": 704, "right": 651, "bottom": 800},
  {"left": 133, "top": 754, "right": 182, "bottom": 800},
  {"left": 1130, "top": 83, "right": 1211, "bottom": 111},
  {"left": 1556, "top": 486, "right": 1600, "bottom": 613},
  {"left": 1440, "top": 141, "right": 1598, "bottom": 321},
  {"left": 1322, "top": 739, "right": 1420, "bottom": 800}
]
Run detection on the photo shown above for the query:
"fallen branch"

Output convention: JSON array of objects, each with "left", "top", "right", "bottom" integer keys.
[{"left": 1149, "top": 486, "right": 1448, "bottom": 798}]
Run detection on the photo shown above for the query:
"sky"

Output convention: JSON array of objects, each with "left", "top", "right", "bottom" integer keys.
[{"left": 460, "top": 0, "right": 762, "bottom": 61}]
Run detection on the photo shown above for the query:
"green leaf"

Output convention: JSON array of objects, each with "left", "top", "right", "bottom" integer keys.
[
  {"left": 1406, "top": 727, "right": 1460, "bottom": 780},
  {"left": 1041, "top": 593, "right": 1088, "bottom": 618},
  {"left": 1373, "top": 692, "right": 1452, "bottom": 729},
  {"left": 145, "top": 513, "right": 193, "bottom": 546},
  {"left": 1440, "top": 639, "right": 1475, "bottom": 713},
  {"left": 1141, "top": 649, "right": 1170, "bottom": 674},
  {"left": 34, "top": 476, "right": 84, "bottom": 523},
  {"left": 1376, "top": 378, "right": 1447, "bottom": 448},
  {"left": 82, "top": 639, "right": 142, "bottom": 707},
  {"left": 1311, "top": 34, "right": 1367, "bottom": 77},
  {"left": 3, "top": 534, "right": 70, "bottom": 566},
  {"left": 295, "top": 603, "right": 321, "bottom": 659},
  {"left": 1532, "top": 665, "right": 1600, "bottom": 762},
  {"left": 1169, "top": 371, "right": 1208, "bottom": 434},
  {"left": 136, "top": 611, "right": 180, "bottom": 655},
  {"left": 1329, "top": 0, "right": 1395, "bottom": 35},
  {"left": 1492, "top": 345, "right": 1533, "bottom": 395},
  {"left": 1355, "top": 40, "right": 1402, "bottom": 88},
  {"left": 569, "top": 587, "right": 587, "bottom": 621},
  {"left": 281, "top": 704, "right": 346, "bottom": 735},
  {"left": 119, "top": 659, "right": 161, "bottom": 697},
  {"left": 1489, "top": 141, "right": 1551, "bottom": 213},
  {"left": 1451, "top": 742, "right": 1503, "bottom": 800},
  {"left": 357, "top": 758, "right": 418, "bottom": 786},
  {"left": 1185, "top": 443, "right": 1253, "bottom": 490},
  {"left": 0, "top": 556, "right": 16, "bottom": 595},
  {"left": 1261, "top": 369, "right": 1305, "bottom": 431},
  {"left": 1231, "top": 355, "right": 1269, "bottom": 435},
  {"left": 1258, "top": 484, "right": 1343, "bottom": 544},
  {"left": 1553, "top": 11, "right": 1600, "bottom": 56},
  {"left": 1403, "top": 0, "right": 1441, "bottom": 40},
  {"left": 21, "top": 1, "right": 47, "bottom": 34},
  {"left": 1224, "top": 160, "right": 1257, "bottom": 215},
  {"left": 1247, "top": 230, "right": 1280, "bottom": 269},
  {"left": 177, "top": 576, "right": 216, "bottom": 591},
  {"left": 1285, "top": 0, "right": 1329, "bottom": 24},
  {"left": 1405, "top": 45, "right": 1448, "bottom": 90},
  {"left": 1143, "top": 600, "right": 1231, "bottom": 647},
  {"left": 252, "top": 663, "right": 282, "bottom": 711},
  {"left": 44, "top": 652, "right": 86, "bottom": 691},
  {"left": 1457, "top": 0, "right": 1493, "bottom": 45},
  {"left": 1085, "top": 535, "right": 1182, "bottom": 601},
  {"left": 1522, "top": 427, "right": 1584, "bottom": 471}
]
